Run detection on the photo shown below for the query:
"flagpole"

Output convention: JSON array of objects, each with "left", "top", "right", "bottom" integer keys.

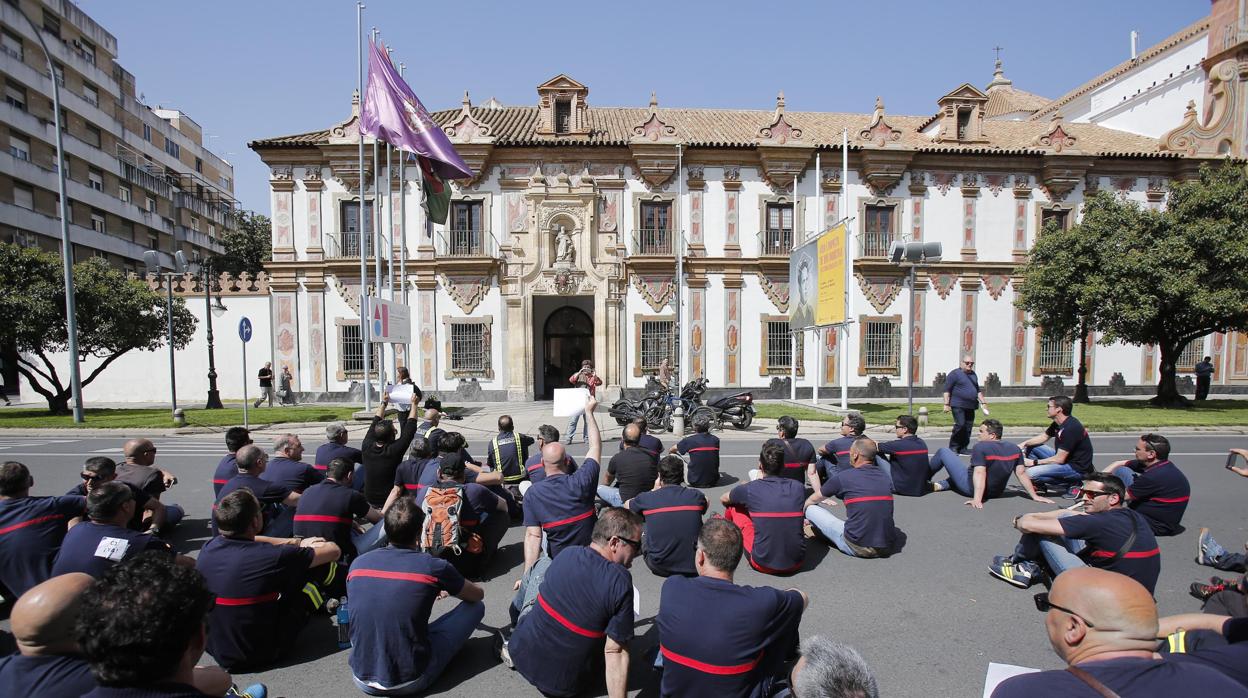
[
  {"left": 675, "top": 143, "right": 684, "bottom": 393},
  {"left": 384, "top": 47, "right": 396, "bottom": 382},
  {"left": 813, "top": 151, "right": 820, "bottom": 406},
  {"left": 840, "top": 128, "right": 850, "bottom": 411},
  {"left": 370, "top": 28, "right": 385, "bottom": 393},
  {"left": 790, "top": 159, "right": 799, "bottom": 402},
  {"left": 399, "top": 62, "right": 409, "bottom": 369},
  {"left": 356, "top": 3, "right": 371, "bottom": 411}
]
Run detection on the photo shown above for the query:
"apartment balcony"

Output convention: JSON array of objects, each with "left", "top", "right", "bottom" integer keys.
[
  {"left": 118, "top": 158, "right": 172, "bottom": 199},
  {"left": 860, "top": 231, "right": 893, "bottom": 258},
  {"left": 758, "top": 228, "right": 794, "bottom": 257},
  {"left": 0, "top": 203, "right": 172, "bottom": 265},
  {"left": 629, "top": 228, "right": 674, "bottom": 256},
  {"left": 435, "top": 228, "right": 498, "bottom": 258},
  {"left": 174, "top": 225, "right": 223, "bottom": 254},
  {"left": 174, "top": 192, "right": 236, "bottom": 228},
  {"left": 0, "top": 2, "right": 120, "bottom": 95}
]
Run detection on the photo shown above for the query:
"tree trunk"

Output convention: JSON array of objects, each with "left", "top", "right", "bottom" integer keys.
[
  {"left": 1149, "top": 344, "right": 1191, "bottom": 407},
  {"left": 1074, "top": 322, "right": 1090, "bottom": 403},
  {"left": 46, "top": 393, "right": 71, "bottom": 415}
]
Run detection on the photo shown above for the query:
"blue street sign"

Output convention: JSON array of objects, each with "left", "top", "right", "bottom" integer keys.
[{"left": 238, "top": 317, "right": 253, "bottom": 343}]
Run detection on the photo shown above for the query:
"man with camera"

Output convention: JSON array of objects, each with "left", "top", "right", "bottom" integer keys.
[{"left": 566, "top": 360, "right": 602, "bottom": 445}]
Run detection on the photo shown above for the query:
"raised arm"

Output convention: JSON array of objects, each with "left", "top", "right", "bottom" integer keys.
[{"left": 585, "top": 397, "right": 602, "bottom": 464}]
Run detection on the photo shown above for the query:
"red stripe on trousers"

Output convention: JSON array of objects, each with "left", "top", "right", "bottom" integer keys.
[
  {"left": 660, "top": 645, "right": 762, "bottom": 675},
  {"left": 537, "top": 593, "right": 605, "bottom": 638}
]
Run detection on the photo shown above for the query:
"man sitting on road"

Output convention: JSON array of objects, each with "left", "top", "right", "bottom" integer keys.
[
  {"left": 928, "top": 419, "right": 1052, "bottom": 508},
  {"left": 877, "top": 414, "right": 938, "bottom": 496},
  {"left": 502, "top": 507, "right": 640, "bottom": 698},
  {"left": 1155, "top": 609, "right": 1248, "bottom": 688},
  {"left": 618, "top": 417, "right": 664, "bottom": 467},
  {"left": 315, "top": 422, "right": 365, "bottom": 493},
  {"left": 805, "top": 437, "right": 905, "bottom": 559},
  {"left": 415, "top": 408, "right": 447, "bottom": 454},
  {"left": 523, "top": 425, "right": 577, "bottom": 491},
  {"left": 0, "top": 461, "right": 85, "bottom": 599},
  {"left": 657, "top": 518, "right": 807, "bottom": 696},
  {"left": 600, "top": 422, "right": 657, "bottom": 508},
  {"left": 990, "top": 473, "right": 1160, "bottom": 594},
  {"left": 214, "top": 427, "right": 252, "bottom": 497},
  {"left": 0, "top": 572, "right": 98, "bottom": 695},
  {"left": 816, "top": 413, "right": 866, "bottom": 478},
  {"left": 119, "top": 438, "right": 185, "bottom": 531},
  {"left": 348, "top": 496, "right": 485, "bottom": 697},
  {"left": 1195, "top": 448, "right": 1248, "bottom": 583},
  {"left": 198, "top": 489, "right": 340, "bottom": 672},
  {"left": 69, "top": 457, "right": 170, "bottom": 536},
  {"left": 758, "top": 416, "right": 816, "bottom": 486},
  {"left": 672, "top": 413, "right": 721, "bottom": 487},
  {"left": 52, "top": 482, "right": 181, "bottom": 578},
  {"left": 723, "top": 442, "right": 807, "bottom": 575},
  {"left": 627, "top": 455, "right": 708, "bottom": 577},
  {"left": 1017, "top": 395, "right": 1095, "bottom": 494},
  {"left": 1102, "top": 433, "right": 1190, "bottom": 536},
  {"left": 261, "top": 434, "right": 323, "bottom": 495},
  {"left": 383, "top": 437, "right": 438, "bottom": 511},
  {"left": 785, "top": 636, "right": 880, "bottom": 698},
  {"left": 487, "top": 415, "right": 536, "bottom": 499},
  {"left": 430, "top": 451, "right": 509, "bottom": 579},
  {"left": 215, "top": 445, "right": 301, "bottom": 537},
  {"left": 362, "top": 397, "right": 422, "bottom": 510},
  {"left": 990, "top": 567, "right": 1247, "bottom": 697},
  {"left": 292, "top": 458, "right": 383, "bottom": 562}
]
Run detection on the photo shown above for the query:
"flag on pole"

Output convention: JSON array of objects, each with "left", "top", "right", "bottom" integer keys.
[
  {"left": 360, "top": 39, "right": 472, "bottom": 181},
  {"left": 416, "top": 155, "right": 451, "bottom": 226}
]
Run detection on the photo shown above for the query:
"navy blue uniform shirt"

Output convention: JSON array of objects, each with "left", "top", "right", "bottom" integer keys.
[
  {"left": 525, "top": 452, "right": 578, "bottom": 483},
  {"left": 943, "top": 367, "right": 981, "bottom": 408},
  {"left": 487, "top": 431, "right": 535, "bottom": 483},
  {"left": 0, "top": 653, "right": 95, "bottom": 696},
  {"left": 292, "top": 479, "right": 371, "bottom": 557},
  {"left": 1123, "top": 459, "right": 1190, "bottom": 536},
  {"left": 52, "top": 520, "right": 172, "bottom": 578},
  {"left": 878, "top": 435, "right": 932, "bottom": 496},
  {"left": 261, "top": 456, "right": 323, "bottom": 494},
  {"left": 971, "top": 440, "right": 1024, "bottom": 500},
  {"left": 676, "top": 432, "right": 721, "bottom": 487},
  {"left": 214, "top": 474, "right": 290, "bottom": 535},
  {"left": 522, "top": 458, "right": 600, "bottom": 559},
  {"left": 1058, "top": 508, "right": 1160, "bottom": 594},
  {"left": 765, "top": 437, "right": 816, "bottom": 485},
  {"left": 314, "top": 442, "right": 363, "bottom": 473},
  {"left": 727, "top": 477, "right": 807, "bottom": 572},
  {"left": 819, "top": 465, "right": 900, "bottom": 550},
  {"left": 628, "top": 485, "right": 707, "bottom": 577},
  {"left": 213, "top": 454, "right": 237, "bottom": 496},
  {"left": 0, "top": 495, "right": 85, "bottom": 598},
  {"left": 991, "top": 656, "right": 1247, "bottom": 697},
  {"left": 1046, "top": 416, "right": 1094, "bottom": 474}
]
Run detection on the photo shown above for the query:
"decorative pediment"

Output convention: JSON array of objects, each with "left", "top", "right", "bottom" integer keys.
[
  {"left": 855, "top": 273, "right": 904, "bottom": 313},
  {"left": 858, "top": 97, "right": 903, "bottom": 147},
  {"left": 857, "top": 148, "right": 914, "bottom": 197},
  {"left": 442, "top": 92, "right": 494, "bottom": 186},
  {"left": 753, "top": 92, "right": 813, "bottom": 191},
  {"left": 982, "top": 274, "right": 1010, "bottom": 300},
  {"left": 1039, "top": 155, "right": 1094, "bottom": 202},
  {"left": 757, "top": 92, "right": 804, "bottom": 146},
  {"left": 328, "top": 91, "right": 364, "bottom": 144},
  {"left": 939, "top": 83, "right": 989, "bottom": 103},
  {"left": 1034, "top": 113, "right": 1079, "bottom": 153},
  {"left": 930, "top": 272, "right": 959, "bottom": 300},
  {"left": 756, "top": 271, "right": 790, "bottom": 313},
  {"left": 535, "top": 73, "right": 591, "bottom": 136},
  {"left": 537, "top": 74, "right": 588, "bottom": 91},
  {"left": 631, "top": 93, "right": 678, "bottom": 143},
  {"left": 440, "top": 274, "right": 491, "bottom": 314},
  {"left": 1160, "top": 59, "right": 1242, "bottom": 157},
  {"left": 631, "top": 274, "right": 676, "bottom": 312}
]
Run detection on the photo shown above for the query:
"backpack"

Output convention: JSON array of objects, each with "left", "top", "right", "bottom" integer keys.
[{"left": 421, "top": 484, "right": 465, "bottom": 556}]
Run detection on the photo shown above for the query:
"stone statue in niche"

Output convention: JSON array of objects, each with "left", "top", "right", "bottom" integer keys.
[{"left": 554, "top": 224, "right": 575, "bottom": 265}]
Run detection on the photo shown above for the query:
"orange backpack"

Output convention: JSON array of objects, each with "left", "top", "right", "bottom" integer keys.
[{"left": 421, "top": 485, "right": 465, "bottom": 555}]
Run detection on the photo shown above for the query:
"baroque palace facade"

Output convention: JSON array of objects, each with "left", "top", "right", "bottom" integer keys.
[{"left": 249, "top": 7, "right": 1248, "bottom": 403}]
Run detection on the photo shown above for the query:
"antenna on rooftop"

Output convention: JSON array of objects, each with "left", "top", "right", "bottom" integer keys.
[{"left": 1131, "top": 30, "right": 1139, "bottom": 60}]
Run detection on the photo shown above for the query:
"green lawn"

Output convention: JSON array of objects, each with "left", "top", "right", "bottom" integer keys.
[
  {"left": 756, "top": 399, "right": 1248, "bottom": 431},
  {"left": 0, "top": 405, "right": 361, "bottom": 429}
]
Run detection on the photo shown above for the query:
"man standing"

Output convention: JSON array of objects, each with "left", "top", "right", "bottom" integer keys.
[
  {"left": 362, "top": 396, "right": 421, "bottom": 509},
  {"left": 816, "top": 413, "right": 866, "bottom": 478},
  {"left": 1196, "top": 355, "right": 1215, "bottom": 401},
  {"left": 722, "top": 442, "right": 807, "bottom": 575},
  {"left": 52, "top": 482, "right": 177, "bottom": 578},
  {"left": 672, "top": 413, "right": 721, "bottom": 487},
  {"left": 805, "top": 437, "right": 905, "bottom": 559},
  {"left": 928, "top": 419, "right": 1052, "bottom": 508},
  {"left": 1103, "top": 433, "right": 1190, "bottom": 536},
  {"left": 990, "top": 568, "right": 1246, "bottom": 697},
  {"left": 0, "top": 461, "right": 85, "bottom": 599},
  {"left": 261, "top": 435, "right": 323, "bottom": 495},
  {"left": 565, "top": 360, "right": 602, "bottom": 444},
  {"left": 657, "top": 518, "right": 807, "bottom": 697},
  {"left": 627, "top": 455, "right": 708, "bottom": 577},
  {"left": 1018, "top": 395, "right": 1095, "bottom": 492},
  {"left": 293, "top": 458, "right": 383, "bottom": 562},
  {"left": 348, "top": 496, "right": 485, "bottom": 696},
  {"left": 254, "top": 362, "right": 274, "bottom": 408},
  {"left": 277, "top": 365, "right": 297, "bottom": 406},
  {"left": 599, "top": 423, "right": 657, "bottom": 508},
  {"left": 877, "top": 414, "right": 938, "bottom": 496},
  {"left": 487, "top": 415, "right": 536, "bottom": 497},
  {"left": 119, "top": 438, "right": 184, "bottom": 531},
  {"left": 943, "top": 355, "right": 986, "bottom": 455},
  {"left": 989, "top": 472, "right": 1160, "bottom": 593},
  {"left": 214, "top": 427, "right": 252, "bottom": 497},
  {"left": 504, "top": 508, "right": 640, "bottom": 698},
  {"left": 759, "top": 416, "right": 816, "bottom": 485},
  {"left": 198, "top": 489, "right": 340, "bottom": 672}
]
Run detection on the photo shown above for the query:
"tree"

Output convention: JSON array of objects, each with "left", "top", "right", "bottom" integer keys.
[
  {"left": 211, "top": 210, "right": 271, "bottom": 276},
  {"left": 1018, "top": 163, "right": 1248, "bottom": 407},
  {"left": 0, "top": 244, "right": 197, "bottom": 414}
]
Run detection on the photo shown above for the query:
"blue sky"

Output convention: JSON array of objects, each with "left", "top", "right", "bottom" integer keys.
[{"left": 80, "top": 0, "right": 1207, "bottom": 215}]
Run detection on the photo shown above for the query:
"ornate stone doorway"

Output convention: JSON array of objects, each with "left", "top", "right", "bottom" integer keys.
[{"left": 536, "top": 299, "right": 594, "bottom": 399}]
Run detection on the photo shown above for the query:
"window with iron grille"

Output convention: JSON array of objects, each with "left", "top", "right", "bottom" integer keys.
[
  {"left": 339, "top": 323, "right": 381, "bottom": 377},
  {"left": 637, "top": 201, "right": 672, "bottom": 254},
  {"left": 862, "top": 204, "right": 895, "bottom": 257},
  {"left": 1177, "top": 337, "right": 1205, "bottom": 371},
  {"left": 448, "top": 201, "right": 483, "bottom": 255},
  {"left": 639, "top": 320, "right": 676, "bottom": 373},
  {"left": 1037, "top": 332, "right": 1074, "bottom": 374},
  {"left": 450, "top": 322, "right": 489, "bottom": 373},
  {"left": 764, "top": 203, "right": 794, "bottom": 254},
  {"left": 863, "top": 319, "right": 901, "bottom": 372},
  {"left": 767, "top": 321, "right": 792, "bottom": 369}
]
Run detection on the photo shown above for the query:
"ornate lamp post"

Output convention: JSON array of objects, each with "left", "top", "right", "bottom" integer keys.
[{"left": 197, "top": 256, "right": 226, "bottom": 409}]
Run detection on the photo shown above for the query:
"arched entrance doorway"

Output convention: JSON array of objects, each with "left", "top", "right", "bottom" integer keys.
[{"left": 542, "top": 306, "right": 593, "bottom": 399}]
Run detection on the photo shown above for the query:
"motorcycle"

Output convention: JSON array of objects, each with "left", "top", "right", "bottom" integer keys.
[
  {"left": 608, "top": 386, "right": 666, "bottom": 426},
  {"left": 650, "top": 378, "right": 716, "bottom": 433},
  {"left": 705, "top": 389, "right": 755, "bottom": 430}
]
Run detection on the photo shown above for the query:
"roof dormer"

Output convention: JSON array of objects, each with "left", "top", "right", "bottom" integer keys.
[
  {"left": 535, "top": 74, "right": 590, "bottom": 137},
  {"left": 933, "top": 83, "right": 990, "bottom": 143}
]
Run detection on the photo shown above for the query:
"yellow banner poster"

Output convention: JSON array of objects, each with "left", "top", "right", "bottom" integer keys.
[{"left": 816, "top": 224, "right": 847, "bottom": 326}]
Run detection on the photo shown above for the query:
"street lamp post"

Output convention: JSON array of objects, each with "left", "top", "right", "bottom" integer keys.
[
  {"left": 202, "top": 259, "right": 224, "bottom": 409},
  {"left": 889, "top": 240, "right": 942, "bottom": 415}
]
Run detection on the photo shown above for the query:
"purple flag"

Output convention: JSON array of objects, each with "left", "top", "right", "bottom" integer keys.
[{"left": 360, "top": 40, "right": 472, "bottom": 180}]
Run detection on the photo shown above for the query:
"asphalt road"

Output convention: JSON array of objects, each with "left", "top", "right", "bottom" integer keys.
[{"left": 3, "top": 428, "right": 1246, "bottom": 697}]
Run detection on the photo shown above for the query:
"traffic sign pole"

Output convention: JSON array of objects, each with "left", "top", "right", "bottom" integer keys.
[{"left": 239, "top": 318, "right": 253, "bottom": 430}]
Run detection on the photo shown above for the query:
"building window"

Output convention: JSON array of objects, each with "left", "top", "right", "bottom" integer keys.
[
  {"left": 76, "top": 40, "right": 95, "bottom": 66},
  {"left": 164, "top": 138, "right": 180, "bottom": 158},
  {"left": 219, "top": 175, "right": 230, "bottom": 188},
  {"left": 1040, "top": 207, "right": 1070, "bottom": 232},
  {"left": 860, "top": 316, "right": 902, "bottom": 374},
  {"left": 956, "top": 108, "right": 972, "bottom": 140},
  {"left": 42, "top": 11, "right": 60, "bottom": 39},
  {"left": 88, "top": 168, "right": 103, "bottom": 191},
  {"left": 447, "top": 200, "right": 483, "bottom": 255},
  {"left": 338, "top": 199, "right": 375, "bottom": 256},
  {"left": 143, "top": 123, "right": 151, "bottom": 142},
  {"left": 145, "top": 196, "right": 156, "bottom": 213},
  {"left": 90, "top": 210, "right": 106, "bottom": 234},
  {"left": 58, "top": 107, "right": 68, "bottom": 132},
  {"left": 449, "top": 322, "right": 488, "bottom": 373},
  {"left": 190, "top": 216, "right": 200, "bottom": 232},
  {"left": 8, "top": 132, "right": 30, "bottom": 161},
  {"left": 337, "top": 322, "right": 381, "bottom": 378},
  {"left": 51, "top": 62, "right": 64, "bottom": 87},
  {"left": 862, "top": 203, "right": 895, "bottom": 257},
  {"left": 637, "top": 318, "right": 677, "bottom": 375},
  {"left": 5, "top": 80, "right": 27, "bottom": 111},
  {"left": 82, "top": 83, "right": 98, "bottom": 107},
  {"left": 9, "top": 229, "right": 37, "bottom": 247},
  {"left": 554, "top": 100, "right": 571, "bottom": 134},
  {"left": 1036, "top": 331, "right": 1074, "bottom": 374},
  {"left": 1177, "top": 337, "right": 1205, "bottom": 372},
  {"left": 85, "top": 124, "right": 102, "bottom": 148},
  {"left": 148, "top": 235, "right": 159, "bottom": 250},
  {"left": 1, "top": 29, "right": 22, "bottom": 61},
  {"left": 763, "top": 202, "right": 794, "bottom": 254},
  {"left": 636, "top": 200, "right": 672, "bottom": 254},
  {"left": 767, "top": 320, "right": 792, "bottom": 371},
  {"left": 118, "top": 185, "right": 131, "bottom": 203},
  {"left": 194, "top": 157, "right": 202, "bottom": 174},
  {"left": 13, "top": 183, "right": 33, "bottom": 210}
]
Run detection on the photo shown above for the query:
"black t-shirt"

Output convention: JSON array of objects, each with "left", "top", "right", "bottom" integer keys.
[
  {"left": 1045, "top": 416, "right": 1094, "bottom": 474},
  {"left": 628, "top": 485, "right": 707, "bottom": 576},
  {"left": 362, "top": 416, "right": 419, "bottom": 508},
  {"left": 878, "top": 435, "right": 932, "bottom": 496},
  {"left": 257, "top": 367, "right": 273, "bottom": 387},
  {"left": 991, "top": 657, "right": 1247, "bottom": 697},
  {"left": 676, "top": 432, "right": 721, "bottom": 487},
  {"left": 608, "top": 447, "right": 658, "bottom": 503},
  {"left": 292, "top": 480, "right": 371, "bottom": 558},
  {"left": 1059, "top": 508, "right": 1160, "bottom": 594},
  {"left": 765, "top": 438, "right": 816, "bottom": 485}
]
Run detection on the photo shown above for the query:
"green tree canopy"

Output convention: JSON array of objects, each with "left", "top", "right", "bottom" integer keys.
[
  {"left": 0, "top": 244, "right": 197, "bottom": 414},
  {"left": 211, "top": 210, "right": 271, "bottom": 276}
]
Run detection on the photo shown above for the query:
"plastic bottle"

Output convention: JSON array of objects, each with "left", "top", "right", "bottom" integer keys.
[{"left": 335, "top": 597, "right": 350, "bottom": 648}]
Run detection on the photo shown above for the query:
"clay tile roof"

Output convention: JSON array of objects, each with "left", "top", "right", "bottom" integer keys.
[
  {"left": 984, "top": 86, "right": 1051, "bottom": 118},
  {"left": 248, "top": 128, "right": 332, "bottom": 148},
  {"left": 1030, "top": 16, "right": 1210, "bottom": 120}
]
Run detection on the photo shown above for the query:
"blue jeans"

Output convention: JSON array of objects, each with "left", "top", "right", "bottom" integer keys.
[
  {"left": 874, "top": 456, "right": 940, "bottom": 493},
  {"left": 597, "top": 485, "right": 623, "bottom": 508},
  {"left": 352, "top": 523, "right": 386, "bottom": 556},
  {"left": 1015, "top": 529, "right": 1087, "bottom": 577},
  {"left": 566, "top": 411, "right": 587, "bottom": 442},
  {"left": 930, "top": 448, "right": 973, "bottom": 496},
  {"left": 510, "top": 555, "right": 552, "bottom": 627},
  {"left": 352, "top": 600, "right": 485, "bottom": 696},
  {"left": 1111, "top": 465, "right": 1136, "bottom": 488},
  {"left": 804, "top": 504, "right": 859, "bottom": 557},
  {"left": 162, "top": 503, "right": 185, "bottom": 529},
  {"left": 1023, "top": 446, "right": 1082, "bottom": 488}
]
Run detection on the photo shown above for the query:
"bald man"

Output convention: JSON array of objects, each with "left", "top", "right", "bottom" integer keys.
[
  {"left": 118, "top": 438, "right": 184, "bottom": 532},
  {"left": 991, "top": 568, "right": 1248, "bottom": 696},
  {"left": 0, "top": 572, "right": 96, "bottom": 695}
]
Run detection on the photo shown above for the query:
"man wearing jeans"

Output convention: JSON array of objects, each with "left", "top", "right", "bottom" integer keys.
[
  {"left": 348, "top": 496, "right": 485, "bottom": 696},
  {"left": 1102, "top": 433, "right": 1189, "bottom": 536},
  {"left": 565, "top": 360, "right": 601, "bottom": 444},
  {"left": 988, "top": 473, "right": 1160, "bottom": 593},
  {"left": 1017, "top": 395, "right": 1094, "bottom": 493},
  {"left": 804, "top": 437, "right": 904, "bottom": 559},
  {"left": 929, "top": 419, "right": 1051, "bottom": 508},
  {"left": 943, "top": 354, "right": 986, "bottom": 455}
]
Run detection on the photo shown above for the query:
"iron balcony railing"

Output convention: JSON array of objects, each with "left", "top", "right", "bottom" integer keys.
[
  {"left": 435, "top": 228, "right": 498, "bottom": 258},
  {"left": 327, "top": 231, "right": 376, "bottom": 259},
  {"left": 758, "top": 228, "right": 794, "bottom": 256},
  {"left": 860, "top": 231, "right": 893, "bottom": 258},
  {"left": 631, "top": 228, "right": 673, "bottom": 256}
]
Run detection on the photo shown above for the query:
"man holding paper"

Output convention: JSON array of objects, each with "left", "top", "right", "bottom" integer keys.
[{"left": 565, "top": 360, "right": 602, "bottom": 445}]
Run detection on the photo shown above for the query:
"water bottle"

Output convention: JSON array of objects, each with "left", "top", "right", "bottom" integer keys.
[{"left": 336, "top": 598, "right": 350, "bottom": 649}]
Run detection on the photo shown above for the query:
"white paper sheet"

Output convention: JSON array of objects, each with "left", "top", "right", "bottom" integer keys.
[
  {"left": 983, "top": 662, "right": 1041, "bottom": 697},
  {"left": 553, "top": 387, "right": 589, "bottom": 417},
  {"left": 387, "top": 383, "right": 415, "bottom": 410}
]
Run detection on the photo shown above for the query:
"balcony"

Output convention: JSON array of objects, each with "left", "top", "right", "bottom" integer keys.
[
  {"left": 174, "top": 192, "right": 236, "bottom": 228},
  {"left": 174, "top": 225, "right": 223, "bottom": 254},
  {"left": 860, "top": 231, "right": 893, "bottom": 258},
  {"left": 325, "top": 231, "right": 376, "bottom": 260},
  {"left": 630, "top": 228, "right": 674, "bottom": 256},
  {"left": 435, "top": 228, "right": 497, "bottom": 258},
  {"left": 118, "top": 158, "right": 171, "bottom": 199},
  {"left": 758, "top": 228, "right": 794, "bottom": 256}
]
